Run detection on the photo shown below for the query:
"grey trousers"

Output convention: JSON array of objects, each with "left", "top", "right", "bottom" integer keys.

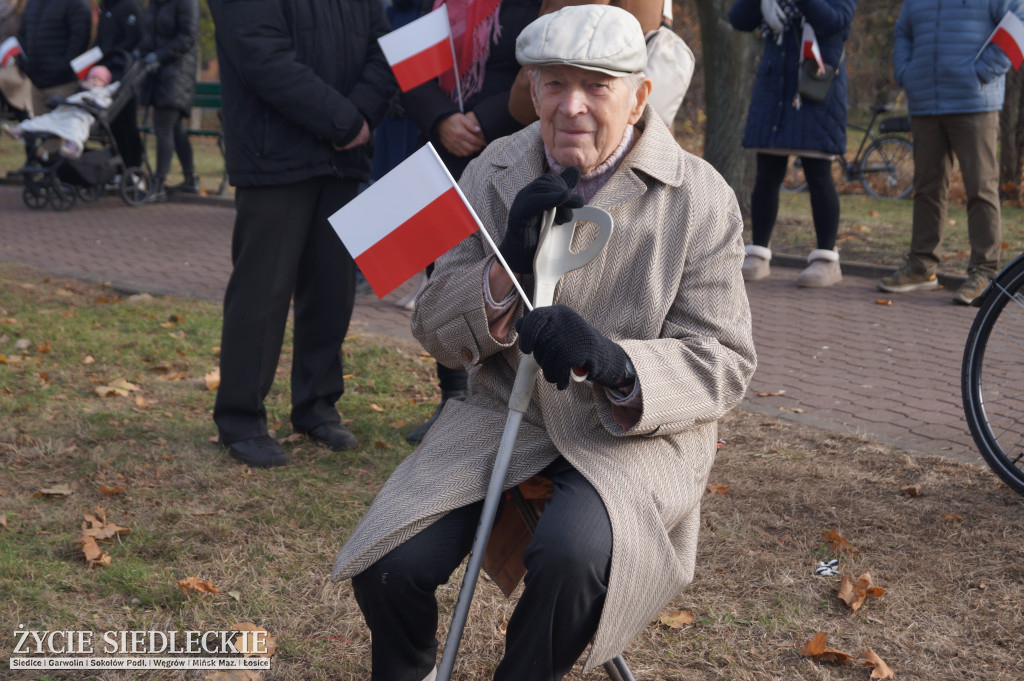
[
  {"left": 908, "top": 111, "right": 1001, "bottom": 277},
  {"left": 351, "top": 456, "right": 612, "bottom": 681}
]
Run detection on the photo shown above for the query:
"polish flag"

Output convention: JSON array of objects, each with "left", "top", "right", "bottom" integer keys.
[
  {"left": 989, "top": 11, "right": 1024, "bottom": 70},
  {"left": 0, "top": 36, "right": 21, "bottom": 68},
  {"left": 70, "top": 46, "right": 103, "bottom": 80},
  {"left": 378, "top": 5, "right": 455, "bottom": 92},
  {"left": 801, "top": 24, "right": 824, "bottom": 72},
  {"left": 329, "top": 143, "right": 480, "bottom": 298}
]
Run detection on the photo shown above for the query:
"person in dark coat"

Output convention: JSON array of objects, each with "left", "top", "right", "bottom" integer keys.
[
  {"left": 401, "top": 0, "right": 543, "bottom": 445},
  {"left": 208, "top": 0, "right": 397, "bottom": 468},
  {"left": 16, "top": 0, "right": 92, "bottom": 114},
  {"left": 729, "top": 0, "right": 856, "bottom": 288},
  {"left": 139, "top": 0, "right": 199, "bottom": 200},
  {"left": 97, "top": 0, "right": 144, "bottom": 168}
]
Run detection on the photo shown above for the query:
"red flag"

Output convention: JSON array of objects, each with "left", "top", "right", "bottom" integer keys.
[
  {"left": 378, "top": 6, "right": 455, "bottom": 92},
  {"left": 989, "top": 11, "right": 1024, "bottom": 70},
  {"left": 801, "top": 24, "right": 824, "bottom": 72},
  {"left": 329, "top": 143, "right": 479, "bottom": 298},
  {"left": 70, "top": 46, "right": 103, "bottom": 80},
  {"left": 0, "top": 37, "right": 21, "bottom": 68}
]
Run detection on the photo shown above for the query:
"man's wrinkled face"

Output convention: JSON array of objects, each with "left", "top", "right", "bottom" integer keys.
[{"left": 530, "top": 65, "right": 649, "bottom": 175}]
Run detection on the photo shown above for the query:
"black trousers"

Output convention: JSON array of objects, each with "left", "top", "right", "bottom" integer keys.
[
  {"left": 151, "top": 106, "right": 195, "bottom": 181},
  {"left": 751, "top": 153, "right": 840, "bottom": 251},
  {"left": 110, "top": 96, "right": 143, "bottom": 168},
  {"left": 351, "top": 457, "right": 612, "bottom": 681},
  {"left": 213, "top": 176, "right": 358, "bottom": 443}
]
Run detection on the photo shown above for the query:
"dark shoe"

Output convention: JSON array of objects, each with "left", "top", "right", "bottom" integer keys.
[
  {"left": 878, "top": 264, "right": 938, "bottom": 293},
  {"left": 223, "top": 435, "right": 289, "bottom": 468},
  {"left": 147, "top": 178, "right": 167, "bottom": 203},
  {"left": 406, "top": 390, "right": 467, "bottom": 444},
  {"left": 168, "top": 173, "right": 200, "bottom": 194},
  {"left": 953, "top": 270, "right": 991, "bottom": 305},
  {"left": 299, "top": 422, "right": 359, "bottom": 451}
]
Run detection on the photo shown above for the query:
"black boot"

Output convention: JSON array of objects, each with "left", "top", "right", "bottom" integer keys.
[
  {"left": 168, "top": 173, "right": 200, "bottom": 194},
  {"left": 147, "top": 178, "right": 167, "bottom": 203},
  {"left": 406, "top": 389, "right": 466, "bottom": 444}
]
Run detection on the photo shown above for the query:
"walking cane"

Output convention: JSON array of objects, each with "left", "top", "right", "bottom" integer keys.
[{"left": 437, "top": 205, "right": 634, "bottom": 681}]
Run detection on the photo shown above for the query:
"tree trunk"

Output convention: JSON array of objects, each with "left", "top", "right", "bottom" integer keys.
[
  {"left": 694, "top": 0, "right": 758, "bottom": 216},
  {"left": 998, "top": 66, "right": 1024, "bottom": 201}
]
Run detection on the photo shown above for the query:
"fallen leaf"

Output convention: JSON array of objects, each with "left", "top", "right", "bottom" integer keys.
[
  {"left": 868, "top": 210, "right": 879, "bottom": 217},
  {"left": 874, "top": 299, "right": 893, "bottom": 306},
  {"left": 94, "top": 378, "right": 141, "bottom": 398},
  {"left": 34, "top": 484, "right": 73, "bottom": 497},
  {"left": 205, "top": 368, "right": 221, "bottom": 391},
  {"left": 837, "top": 572, "right": 886, "bottom": 612},
  {"left": 900, "top": 484, "right": 921, "bottom": 497},
  {"left": 389, "top": 420, "right": 407, "bottom": 428},
  {"left": 82, "top": 355, "right": 95, "bottom": 365},
  {"left": 374, "top": 440, "right": 392, "bottom": 449},
  {"left": 14, "top": 338, "right": 31, "bottom": 350},
  {"left": 657, "top": 609, "right": 694, "bottom": 629},
  {"left": 98, "top": 485, "right": 125, "bottom": 495},
  {"left": 755, "top": 390, "right": 785, "bottom": 397},
  {"left": 940, "top": 513, "right": 963, "bottom": 521},
  {"left": 178, "top": 577, "right": 220, "bottom": 595},
  {"left": 860, "top": 649, "right": 895, "bottom": 679},
  {"left": 799, "top": 632, "right": 854, "bottom": 664},
  {"left": 37, "top": 341, "right": 51, "bottom": 353},
  {"left": 821, "top": 529, "right": 858, "bottom": 556},
  {"left": 232, "top": 623, "right": 278, "bottom": 657},
  {"left": 134, "top": 395, "right": 153, "bottom": 409},
  {"left": 79, "top": 535, "right": 111, "bottom": 568},
  {"left": 369, "top": 403, "right": 385, "bottom": 413},
  {"left": 228, "top": 590, "right": 241, "bottom": 602},
  {"left": 0, "top": 317, "right": 17, "bottom": 324},
  {"left": 706, "top": 483, "right": 730, "bottom": 494},
  {"left": 127, "top": 293, "right": 154, "bottom": 303}
]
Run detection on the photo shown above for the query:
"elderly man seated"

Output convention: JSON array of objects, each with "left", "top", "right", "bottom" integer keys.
[{"left": 332, "top": 5, "right": 756, "bottom": 680}]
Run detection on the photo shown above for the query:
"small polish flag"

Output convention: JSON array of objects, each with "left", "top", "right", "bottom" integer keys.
[
  {"left": 70, "top": 46, "right": 103, "bottom": 80},
  {"left": 0, "top": 36, "right": 21, "bottom": 68},
  {"left": 988, "top": 11, "right": 1024, "bottom": 70},
  {"left": 329, "top": 143, "right": 480, "bottom": 298},
  {"left": 378, "top": 5, "right": 455, "bottom": 92},
  {"left": 801, "top": 24, "right": 825, "bottom": 72}
]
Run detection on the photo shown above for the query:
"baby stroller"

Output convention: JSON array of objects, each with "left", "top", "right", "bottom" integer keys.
[{"left": 17, "top": 57, "right": 158, "bottom": 211}]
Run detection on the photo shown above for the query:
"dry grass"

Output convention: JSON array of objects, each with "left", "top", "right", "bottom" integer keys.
[{"left": 2, "top": 265, "right": 1024, "bottom": 681}]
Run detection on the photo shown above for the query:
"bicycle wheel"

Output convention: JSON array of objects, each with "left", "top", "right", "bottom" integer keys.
[
  {"left": 962, "top": 256, "right": 1024, "bottom": 496},
  {"left": 860, "top": 136, "right": 914, "bottom": 199},
  {"left": 781, "top": 157, "right": 807, "bottom": 193}
]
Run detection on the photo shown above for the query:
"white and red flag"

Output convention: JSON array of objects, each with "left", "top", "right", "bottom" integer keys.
[
  {"left": 329, "top": 143, "right": 479, "bottom": 298},
  {"left": 0, "top": 36, "right": 21, "bottom": 68},
  {"left": 70, "top": 46, "right": 103, "bottom": 80},
  {"left": 378, "top": 5, "right": 455, "bottom": 93},
  {"left": 986, "top": 11, "right": 1024, "bottom": 70},
  {"left": 801, "top": 24, "right": 824, "bottom": 72}
]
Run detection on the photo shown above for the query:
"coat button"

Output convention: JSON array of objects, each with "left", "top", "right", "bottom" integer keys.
[{"left": 460, "top": 347, "right": 472, "bottom": 362}]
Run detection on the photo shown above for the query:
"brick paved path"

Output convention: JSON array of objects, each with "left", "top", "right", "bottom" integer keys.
[{"left": 0, "top": 185, "right": 979, "bottom": 461}]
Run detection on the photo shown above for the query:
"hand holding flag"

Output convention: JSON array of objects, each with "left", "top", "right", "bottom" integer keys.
[
  {"left": 982, "top": 11, "right": 1024, "bottom": 70},
  {"left": 1, "top": 37, "right": 21, "bottom": 69},
  {"left": 378, "top": 5, "right": 461, "bottom": 103},
  {"left": 801, "top": 24, "right": 825, "bottom": 73}
]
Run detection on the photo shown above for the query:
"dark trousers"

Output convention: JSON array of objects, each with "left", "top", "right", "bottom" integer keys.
[
  {"left": 751, "top": 153, "right": 840, "bottom": 251},
  {"left": 110, "top": 96, "right": 142, "bottom": 168},
  {"left": 213, "top": 176, "right": 358, "bottom": 443},
  {"left": 351, "top": 457, "right": 612, "bottom": 681},
  {"left": 152, "top": 106, "right": 194, "bottom": 181}
]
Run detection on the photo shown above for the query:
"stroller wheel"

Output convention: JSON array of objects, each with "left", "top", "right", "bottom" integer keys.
[
  {"left": 78, "top": 184, "right": 103, "bottom": 202},
  {"left": 50, "top": 178, "right": 77, "bottom": 212},
  {"left": 120, "top": 167, "right": 151, "bottom": 207},
  {"left": 22, "top": 183, "right": 50, "bottom": 210}
]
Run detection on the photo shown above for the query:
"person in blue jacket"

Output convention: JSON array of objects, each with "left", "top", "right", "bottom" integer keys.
[
  {"left": 878, "top": 0, "right": 1024, "bottom": 305},
  {"left": 729, "top": 0, "right": 856, "bottom": 288}
]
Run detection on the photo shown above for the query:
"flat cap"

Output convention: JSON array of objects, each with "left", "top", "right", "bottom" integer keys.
[{"left": 515, "top": 5, "right": 647, "bottom": 78}]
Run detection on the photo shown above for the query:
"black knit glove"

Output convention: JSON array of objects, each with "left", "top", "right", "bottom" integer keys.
[
  {"left": 498, "top": 167, "right": 584, "bottom": 274},
  {"left": 515, "top": 304, "right": 629, "bottom": 390}
]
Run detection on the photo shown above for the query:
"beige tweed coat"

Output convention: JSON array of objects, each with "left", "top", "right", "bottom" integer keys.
[{"left": 332, "top": 107, "right": 757, "bottom": 668}]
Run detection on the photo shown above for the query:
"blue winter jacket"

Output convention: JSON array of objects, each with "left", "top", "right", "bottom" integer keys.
[
  {"left": 894, "top": 0, "right": 1024, "bottom": 115},
  {"left": 729, "top": 0, "right": 857, "bottom": 155}
]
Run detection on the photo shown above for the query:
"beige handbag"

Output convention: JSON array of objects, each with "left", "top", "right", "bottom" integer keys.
[{"left": 643, "top": 27, "right": 694, "bottom": 128}]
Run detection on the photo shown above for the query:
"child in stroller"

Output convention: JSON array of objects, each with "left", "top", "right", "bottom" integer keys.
[
  {"left": 3, "top": 57, "right": 155, "bottom": 211},
  {"left": 4, "top": 65, "right": 117, "bottom": 158}
]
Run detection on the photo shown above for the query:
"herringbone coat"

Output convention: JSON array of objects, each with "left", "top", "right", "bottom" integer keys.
[{"left": 332, "top": 108, "right": 757, "bottom": 668}]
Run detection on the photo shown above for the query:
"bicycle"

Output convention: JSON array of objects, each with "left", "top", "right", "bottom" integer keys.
[
  {"left": 782, "top": 104, "right": 914, "bottom": 199},
  {"left": 962, "top": 252, "right": 1024, "bottom": 497}
]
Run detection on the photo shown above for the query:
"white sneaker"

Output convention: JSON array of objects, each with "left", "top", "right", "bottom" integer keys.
[
  {"left": 796, "top": 248, "right": 842, "bottom": 287},
  {"left": 741, "top": 244, "right": 772, "bottom": 281}
]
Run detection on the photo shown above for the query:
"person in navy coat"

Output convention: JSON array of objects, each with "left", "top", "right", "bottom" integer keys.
[{"left": 729, "top": 0, "right": 856, "bottom": 287}]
